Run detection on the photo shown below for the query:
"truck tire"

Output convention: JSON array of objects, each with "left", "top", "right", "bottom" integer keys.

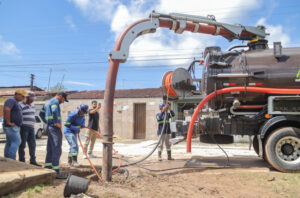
[
  {"left": 36, "top": 129, "right": 43, "bottom": 139},
  {"left": 264, "top": 127, "right": 300, "bottom": 173}
]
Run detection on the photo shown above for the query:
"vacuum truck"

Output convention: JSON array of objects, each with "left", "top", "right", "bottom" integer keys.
[
  {"left": 105, "top": 11, "right": 299, "bottom": 173},
  {"left": 161, "top": 18, "right": 300, "bottom": 173}
]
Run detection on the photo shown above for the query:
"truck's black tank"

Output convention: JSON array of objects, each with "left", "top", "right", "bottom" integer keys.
[{"left": 202, "top": 47, "right": 300, "bottom": 108}]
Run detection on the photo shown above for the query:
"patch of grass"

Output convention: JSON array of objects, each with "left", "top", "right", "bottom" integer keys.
[
  {"left": 27, "top": 184, "right": 44, "bottom": 193},
  {"left": 25, "top": 184, "right": 45, "bottom": 197},
  {"left": 0, "top": 184, "right": 46, "bottom": 198}
]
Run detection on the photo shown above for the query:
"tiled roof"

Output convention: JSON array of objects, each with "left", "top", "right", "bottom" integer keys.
[
  {"left": 0, "top": 86, "right": 43, "bottom": 91},
  {"left": 0, "top": 91, "right": 77, "bottom": 97},
  {"left": 68, "top": 88, "right": 162, "bottom": 99}
]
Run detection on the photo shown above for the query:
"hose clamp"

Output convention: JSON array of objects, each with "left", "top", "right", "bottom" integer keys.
[
  {"left": 215, "top": 26, "right": 220, "bottom": 35},
  {"left": 171, "top": 20, "right": 177, "bottom": 30},
  {"left": 193, "top": 23, "right": 199, "bottom": 33}
]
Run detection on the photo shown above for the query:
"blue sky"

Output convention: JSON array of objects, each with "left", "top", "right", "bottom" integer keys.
[{"left": 0, "top": 0, "right": 299, "bottom": 91}]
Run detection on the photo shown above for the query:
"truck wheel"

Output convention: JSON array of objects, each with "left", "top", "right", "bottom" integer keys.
[
  {"left": 265, "top": 127, "right": 300, "bottom": 173},
  {"left": 36, "top": 129, "right": 43, "bottom": 139}
]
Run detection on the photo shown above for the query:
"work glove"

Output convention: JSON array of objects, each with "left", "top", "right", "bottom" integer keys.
[{"left": 69, "top": 125, "right": 80, "bottom": 133}]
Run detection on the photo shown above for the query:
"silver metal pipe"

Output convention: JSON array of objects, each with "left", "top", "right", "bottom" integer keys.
[
  {"left": 169, "top": 13, "right": 221, "bottom": 26},
  {"left": 216, "top": 73, "right": 249, "bottom": 78},
  {"left": 230, "top": 106, "right": 257, "bottom": 115}
]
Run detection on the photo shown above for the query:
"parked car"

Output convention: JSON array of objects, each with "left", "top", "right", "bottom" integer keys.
[
  {"left": 0, "top": 116, "right": 45, "bottom": 139},
  {"left": 34, "top": 115, "right": 45, "bottom": 139},
  {"left": 0, "top": 117, "right": 3, "bottom": 134}
]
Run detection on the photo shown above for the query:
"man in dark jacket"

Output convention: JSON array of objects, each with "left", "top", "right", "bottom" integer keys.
[
  {"left": 3, "top": 89, "right": 27, "bottom": 160},
  {"left": 156, "top": 103, "right": 175, "bottom": 161}
]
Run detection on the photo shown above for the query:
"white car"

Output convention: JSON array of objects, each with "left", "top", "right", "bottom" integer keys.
[
  {"left": 34, "top": 115, "right": 45, "bottom": 139},
  {"left": 0, "top": 117, "right": 3, "bottom": 134},
  {"left": 0, "top": 116, "right": 45, "bottom": 139}
]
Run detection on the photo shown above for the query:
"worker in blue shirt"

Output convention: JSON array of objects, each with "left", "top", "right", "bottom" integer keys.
[
  {"left": 64, "top": 104, "right": 88, "bottom": 167},
  {"left": 40, "top": 92, "right": 68, "bottom": 179},
  {"left": 156, "top": 103, "right": 175, "bottom": 161}
]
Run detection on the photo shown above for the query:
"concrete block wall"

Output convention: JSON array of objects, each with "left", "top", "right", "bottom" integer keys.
[{"left": 60, "top": 97, "right": 163, "bottom": 140}]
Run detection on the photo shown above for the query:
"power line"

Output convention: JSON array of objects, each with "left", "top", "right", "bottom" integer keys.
[
  {"left": 0, "top": 53, "right": 205, "bottom": 64},
  {"left": 0, "top": 57, "right": 202, "bottom": 67},
  {"left": 0, "top": 62, "right": 193, "bottom": 74}
]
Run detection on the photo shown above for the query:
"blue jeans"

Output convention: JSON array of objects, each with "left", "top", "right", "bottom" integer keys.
[
  {"left": 64, "top": 132, "right": 79, "bottom": 156},
  {"left": 4, "top": 125, "right": 21, "bottom": 160},
  {"left": 18, "top": 125, "right": 37, "bottom": 163}
]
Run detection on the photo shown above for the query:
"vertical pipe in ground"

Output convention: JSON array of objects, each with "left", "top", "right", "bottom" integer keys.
[{"left": 102, "top": 59, "right": 120, "bottom": 181}]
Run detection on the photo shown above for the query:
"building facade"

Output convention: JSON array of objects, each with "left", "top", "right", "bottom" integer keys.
[{"left": 62, "top": 88, "right": 163, "bottom": 140}]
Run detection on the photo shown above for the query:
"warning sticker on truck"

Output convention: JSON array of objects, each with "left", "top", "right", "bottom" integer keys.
[{"left": 297, "top": 70, "right": 300, "bottom": 79}]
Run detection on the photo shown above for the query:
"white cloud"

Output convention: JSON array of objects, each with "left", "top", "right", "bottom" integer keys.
[
  {"left": 109, "top": 0, "right": 261, "bottom": 66},
  {"left": 256, "top": 18, "right": 291, "bottom": 47},
  {"left": 156, "top": 0, "right": 260, "bottom": 22},
  {"left": 0, "top": 35, "right": 20, "bottom": 56},
  {"left": 69, "top": 0, "right": 292, "bottom": 66},
  {"left": 67, "top": 0, "right": 120, "bottom": 22},
  {"left": 65, "top": 80, "right": 94, "bottom": 87},
  {"left": 65, "top": 16, "right": 77, "bottom": 31}
]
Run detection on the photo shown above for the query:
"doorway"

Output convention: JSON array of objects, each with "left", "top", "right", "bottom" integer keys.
[{"left": 134, "top": 103, "right": 146, "bottom": 139}]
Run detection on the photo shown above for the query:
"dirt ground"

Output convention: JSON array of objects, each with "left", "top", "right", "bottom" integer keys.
[{"left": 0, "top": 135, "right": 299, "bottom": 198}]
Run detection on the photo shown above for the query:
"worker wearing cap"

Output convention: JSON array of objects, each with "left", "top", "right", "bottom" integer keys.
[
  {"left": 156, "top": 103, "right": 175, "bottom": 161},
  {"left": 3, "top": 89, "right": 27, "bottom": 160},
  {"left": 64, "top": 104, "right": 88, "bottom": 167},
  {"left": 18, "top": 92, "right": 41, "bottom": 166},
  {"left": 42, "top": 92, "right": 68, "bottom": 179}
]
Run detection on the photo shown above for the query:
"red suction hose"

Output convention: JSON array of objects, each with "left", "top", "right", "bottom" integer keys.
[{"left": 186, "top": 87, "right": 300, "bottom": 152}]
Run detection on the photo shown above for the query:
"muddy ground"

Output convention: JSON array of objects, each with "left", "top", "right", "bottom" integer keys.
[{"left": 0, "top": 135, "right": 299, "bottom": 198}]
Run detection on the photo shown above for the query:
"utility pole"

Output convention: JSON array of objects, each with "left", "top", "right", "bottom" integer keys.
[
  {"left": 30, "top": 74, "right": 35, "bottom": 91},
  {"left": 47, "top": 68, "right": 52, "bottom": 91},
  {"left": 60, "top": 74, "right": 65, "bottom": 91}
]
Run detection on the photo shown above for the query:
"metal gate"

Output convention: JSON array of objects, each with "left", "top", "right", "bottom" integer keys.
[{"left": 134, "top": 103, "right": 146, "bottom": 139}]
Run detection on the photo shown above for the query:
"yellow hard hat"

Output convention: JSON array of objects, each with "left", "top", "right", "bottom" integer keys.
[{"left": 15, "top": 89, "right": 28, "bottom": 97}]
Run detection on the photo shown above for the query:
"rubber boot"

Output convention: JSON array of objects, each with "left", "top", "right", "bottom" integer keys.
[
  {"left": 30, "top": 161, "right": 42, "bottom": 167},
  {"left": 72, "top": 156, "right": 80, "bottom": 167},
  {"left": 158, "top": 151, "right": 162, "bottom": 161},
  {"left": 55, "top": 170, "right": 68, "bottom": 179},
  {"left": 167, "top": 151, "right": 174, "bottom": 160},
  {"left": 68, "top": 156, "right": 72, "bottom": 166}
]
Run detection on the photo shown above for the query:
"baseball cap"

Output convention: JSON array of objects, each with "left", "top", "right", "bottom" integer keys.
[
  {"left": 15, "top": 89, "right": 28, "bottom": 97},
  {"left": 57, "top": 92, "right": 69, "bottom": 102},
  {"left": 159, "top": 103, "right": 165, "bottom": 109}
]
